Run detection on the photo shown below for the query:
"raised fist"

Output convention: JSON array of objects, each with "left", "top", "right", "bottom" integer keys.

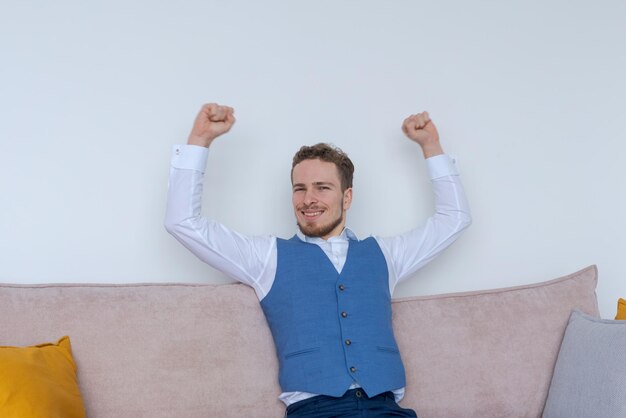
[
  {"left": 187, "top": 103, "right": 236, "bottom": 147},
  {"left": 402, "top": 111, "right": 443, "bottom": 158}
]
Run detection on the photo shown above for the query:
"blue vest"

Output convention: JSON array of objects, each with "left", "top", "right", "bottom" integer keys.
[{"left": 260, "top": 236, "right": 406, "bottom": 397}]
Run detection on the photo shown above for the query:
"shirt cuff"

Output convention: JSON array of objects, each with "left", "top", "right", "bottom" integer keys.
[
  {"left": 171, "top": 144, "right": 209, "bottom": 172},
  {"left": 426, "top": 154, "right": 459, "bottom": 179}
]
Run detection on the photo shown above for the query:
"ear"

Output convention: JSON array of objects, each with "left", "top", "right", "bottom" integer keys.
[{"left": 343, "top": 188, "right": 353, "bottom": 211}]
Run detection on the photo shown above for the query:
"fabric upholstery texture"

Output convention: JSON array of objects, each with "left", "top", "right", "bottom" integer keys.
[
  {"left": 0, "top": 336, "right": 86, "bottom": 418},
  {"left": 392, "top": 265, "right": 598, "bottom": 418},
  {"left": 0, "top": 265, "right": 598, "bottom": 418},
  {"left": 542, "top": 310, "right": 626, "bottom": 418},
  {"left": 0, "top": 283, "right": 281, "bottom": 418},
  {"left": 616, "top": 297, "right": 626, "bottom": 320}
]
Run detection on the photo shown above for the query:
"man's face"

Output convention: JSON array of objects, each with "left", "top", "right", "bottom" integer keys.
[{"left": 291, "top": 159, "right": 352, "bottom": 240}]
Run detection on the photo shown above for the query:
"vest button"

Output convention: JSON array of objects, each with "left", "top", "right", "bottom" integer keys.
[
  {"left": 338, "top": 284, "right": 345, "bottom": 291},
  {"left": 345, "top": 339, "right": 351, "bottom": 345},
  {"left": 341, "top": 311, "right": 348, "bottom": 318},
  {"left": 350, "top": 366, "right": 356, "bottom": 373}
]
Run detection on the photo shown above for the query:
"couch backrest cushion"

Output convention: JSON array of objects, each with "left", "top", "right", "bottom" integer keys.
[
  {"left": 0, "top": 265, "right": 598, "bottom": 418},
  {"left": 393, "top": 265, "right": 599, "bottom": 418},
  {"left": 0, "top": 282, "right": 283, "bottom": 418}
]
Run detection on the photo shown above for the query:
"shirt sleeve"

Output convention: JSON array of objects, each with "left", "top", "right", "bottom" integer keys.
[
  {"left": 164, "top": 144, "right": 277, "bottom": 300},
  {"left": 375, "top": 154, "right": 472, "bottom": 293}
]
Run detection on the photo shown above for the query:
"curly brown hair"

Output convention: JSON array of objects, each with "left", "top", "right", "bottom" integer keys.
[{"left": 291, "top": 143, "right": 354, "bottom": 192}]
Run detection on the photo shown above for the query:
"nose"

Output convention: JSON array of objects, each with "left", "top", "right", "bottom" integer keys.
[{"left": 303, "top": 189, "right": 318, "bottom": 206}]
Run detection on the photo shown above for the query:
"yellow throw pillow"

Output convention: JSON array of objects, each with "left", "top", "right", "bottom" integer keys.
[
  {"left": 0, "top": 336, "right": 86, "bottom": 418},
  {"left": 617, "top": 298, "right": 626, "bottom": 320}
]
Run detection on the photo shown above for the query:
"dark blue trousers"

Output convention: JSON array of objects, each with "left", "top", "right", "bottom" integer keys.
[{"left": 285, "top": 389, "right": 418, "bottom": 418}]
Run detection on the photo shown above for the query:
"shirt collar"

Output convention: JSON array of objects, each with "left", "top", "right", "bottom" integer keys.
[{"left": 295, "top": 227, "right": 358, "bottom": 243}]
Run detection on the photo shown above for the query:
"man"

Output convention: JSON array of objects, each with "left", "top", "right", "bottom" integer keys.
[{"left": 165, "top": 103, "right": 471, "bottom": 417}]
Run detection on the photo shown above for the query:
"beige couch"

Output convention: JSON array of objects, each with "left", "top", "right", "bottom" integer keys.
[{"left": 0, "top": 265, "right": 599, "bottom": 417}]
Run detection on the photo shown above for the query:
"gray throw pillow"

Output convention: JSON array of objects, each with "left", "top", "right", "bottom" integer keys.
[{"left": 542, "top": 309, "right": 626, "bottom": 418}]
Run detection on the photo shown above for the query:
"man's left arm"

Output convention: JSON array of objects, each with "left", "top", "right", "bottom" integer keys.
[{"left": 376, "top": 112, "right": 472, "bottom": 290}]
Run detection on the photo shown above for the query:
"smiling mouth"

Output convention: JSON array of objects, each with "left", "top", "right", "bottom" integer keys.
[{"left": 302, "top": 210, "right": 324, "bottom": 219}]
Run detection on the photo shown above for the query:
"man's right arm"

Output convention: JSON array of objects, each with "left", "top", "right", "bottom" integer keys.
[{"left": 164, "top": 104, "right": 276, "bottom": 299}]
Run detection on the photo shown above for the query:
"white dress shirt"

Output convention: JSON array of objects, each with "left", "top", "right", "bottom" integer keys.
[{"left": 164, "top": 144, "right": 471, "bottom": 406}]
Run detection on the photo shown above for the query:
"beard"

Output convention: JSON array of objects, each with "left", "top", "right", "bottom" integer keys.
[
  {"left": 297, "top": 213, "right": 344, "bottom": 238},
  {"left": 297, "top": 204, "right": 345, "bottom": 239}
]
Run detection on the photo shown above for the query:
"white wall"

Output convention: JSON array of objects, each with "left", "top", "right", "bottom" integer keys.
[{"left": 1, "top": 1, "right": 624, "bottom": 318}]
